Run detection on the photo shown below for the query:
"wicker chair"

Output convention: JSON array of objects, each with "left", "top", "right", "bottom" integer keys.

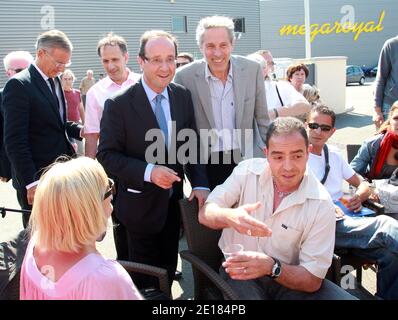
[
  {"left": 117, "top": 260, "right": 171, "bottom": 300},
  {"left": 178, "top": 198, "right": 239, "bottom": 300}
]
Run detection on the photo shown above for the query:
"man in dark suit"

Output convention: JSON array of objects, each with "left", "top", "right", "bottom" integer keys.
[
  {"left": 97, "top": 30, "right": 209, "bottom": 290},
  {"left": 0, "top": 51, "right": 34, "bottom": 183},
  {"left": 2, "top": 30, "right": 82, "bottom": 228}
]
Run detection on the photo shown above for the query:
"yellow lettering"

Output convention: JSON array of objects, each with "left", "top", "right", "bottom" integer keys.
[
  {"left": 341, "top": 22, "right": 352, "bottom": 33},
  {"left": 352, "top": 22, "right": 365, "bottom": 40},
  {"left": 279, "top": 24, "right": 299, "bottom": 36},
  {"left": 319, "top": 23, "right": 332, "bottom": 35},
  {"left": 298, "top": 25, "right": 306, "bottom": 35},
  {"left": 364, "top": 21, "right": 375, "bottom": 32},
  {"left": 279, "top": 10, "right": 385, "bottom": 42},
  {"left": 310, "top": 24, "right": 320, "bottom": 42},
  {"left": 375, "top": 10, "right": 385, "bottom": 32},
  {"left": 335, "top": 21, "right": 343, "bottom": 34}
]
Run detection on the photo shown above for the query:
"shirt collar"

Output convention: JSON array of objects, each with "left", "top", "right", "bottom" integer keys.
[
  {"left": 101, "top": 68, "right": 140, "bottom": 89},
  {"left": 32, "top": 61, "right": 52, "bottom": 81},
  {"left": 141, "top": 76, "right": 169, "bottom": 103},
  {"left": 253, "top": 160, "right": 330, "bottom": 204},
  {"left": 205, "top": 60, "right": 233, "bottom": 84}
]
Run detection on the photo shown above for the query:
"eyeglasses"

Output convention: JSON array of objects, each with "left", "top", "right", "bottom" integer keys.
[
  {"left": 104, "top": 178, "right": 116, "bottom": 200},
  {"left": 44, "top": 50, "right": 71, "bottom": 68},
  {"left": 308, "top": 122, "right": 333, "bottom": 132},
  {"left": 143, "top": 56, "right": 176, "bottom": 68},
  {"left": 176, "top": 62, "right": 189, "bottom": 68},
  {"left": 11, "top": 68, "right": 24, "bottom": 73}
]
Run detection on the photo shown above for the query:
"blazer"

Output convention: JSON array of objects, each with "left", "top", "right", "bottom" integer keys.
[
  {"left": 0, "top": 89, "right": 11, "bottom": 180},
  {"left": 97, "top": 80, "right": 208, "bottom": 234},
  {"left": 174, "top": 55, "right": 270, "bottom": 158},
  {"left": 2, "top": 64, "right": 82, "bottom": 189}
]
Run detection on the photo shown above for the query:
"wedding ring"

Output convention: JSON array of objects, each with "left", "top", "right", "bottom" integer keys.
[{"left": 247, "top": 229, "right": 252, "bottom": 236}]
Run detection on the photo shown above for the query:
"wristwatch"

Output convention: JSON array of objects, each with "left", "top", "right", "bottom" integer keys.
[{"left": 270, "top": 257, "right": 282, "bottom": 279}]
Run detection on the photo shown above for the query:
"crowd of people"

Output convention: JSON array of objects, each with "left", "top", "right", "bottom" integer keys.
[{"left": 0, "top": 15, "right": 398, "bottom": 300}]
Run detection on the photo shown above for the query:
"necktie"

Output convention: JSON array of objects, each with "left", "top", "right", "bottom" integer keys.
[
  {"left": 154, "top": 94, "right": 168, "bottom": 147},
  {"left": 48, "top": 78, "right": 63, "bottom": 120}
]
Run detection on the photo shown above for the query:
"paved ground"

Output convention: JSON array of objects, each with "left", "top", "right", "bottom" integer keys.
[{"left": 0, "top": 77, "right": 379, "bottom": 299}]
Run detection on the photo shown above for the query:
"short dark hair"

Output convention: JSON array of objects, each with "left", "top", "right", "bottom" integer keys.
[
  {"left": 97, "top": 32, "right": 128, "bottom": 57},
  {"left": 286, "top": 63, "right": 309, "bottom": 81},
  {"left": 308, "top": 104, "right": 336, "bottom": 127},
  {"left": 177, "top": 52, "right": 193, "bottom": 62},
  {"left": 265, "top": 117, "right": 308, "bottom": 148},
  {"left": 138, "top": 30, "right": 178, "bottom": 59}
]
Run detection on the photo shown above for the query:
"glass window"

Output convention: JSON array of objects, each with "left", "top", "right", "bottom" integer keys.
[
  {"left": 172, "top": 16, "right": 187, "bottom": 33},
  {"left": 233, "top": 17, "right": 245, "bottom": 33}
]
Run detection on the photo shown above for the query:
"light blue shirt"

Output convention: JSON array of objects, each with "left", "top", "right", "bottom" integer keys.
[
  {"left": 205, "top": 62, "right": 238, "bottom": 152},
  {"left": 142, "top": 78, "right": 171, "bottom": 183},
  {"left": 142, "top": 78, "right": 209, "bottom": 191}
]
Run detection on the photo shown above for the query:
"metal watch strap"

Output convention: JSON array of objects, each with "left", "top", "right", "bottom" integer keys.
[{"left": 270, "top": 257, "right": 282, "bottom": 279}]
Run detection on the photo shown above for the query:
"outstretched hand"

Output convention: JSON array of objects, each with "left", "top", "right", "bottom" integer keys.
[{"left": 229, "top": 202, "right": 272, "bottom": 237}]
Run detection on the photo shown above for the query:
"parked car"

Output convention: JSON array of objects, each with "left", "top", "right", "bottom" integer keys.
[
  {"left": 370, "top": 66, "right": 378, "bottom": 77},
  {"left": 360, "top": 65, "right": 373, "bottom": 77},
  {"left": 346, "top": 65, "right": 365, "bottom": 85}
]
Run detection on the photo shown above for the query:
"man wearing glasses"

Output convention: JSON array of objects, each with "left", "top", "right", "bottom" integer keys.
[
  {"left": 2, "top": 30, "right": 83, "bottom": 228},
  {"left": 1, "top": 51, "right": 34, "bottom": 183},
  {"left": 97, "top": 30, "right": 209, "bottom": 291},
  {"left": 307, "top": 105, "right": 398, "bottom": 300}
]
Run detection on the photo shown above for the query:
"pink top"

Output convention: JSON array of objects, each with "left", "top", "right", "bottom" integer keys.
[
  {"left": 64, "top": 89, "right": 81, "bottom": 122},
  {"left": 84, "top": 69, "right": 141, "bottom": 134},
  {"left": 20, "top": 237, "right": 143, "bottom": 300}
]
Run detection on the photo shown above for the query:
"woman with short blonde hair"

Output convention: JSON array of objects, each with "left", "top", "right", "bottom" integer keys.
[{"left": 20, "top": 157, "right": 142, "bottom": 300}]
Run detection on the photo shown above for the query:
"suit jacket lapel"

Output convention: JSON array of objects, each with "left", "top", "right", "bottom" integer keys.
[
  {"left": 29, "top": 65, "right": 63, "bottom": 126},
  {"left": 194, "top": 64, "right": 216, "bottom": 129},
  {"left": 231, "top": 57, "right": 246, "bottom": 129},
  {"left": 130, "top": 81, "right": 160, "bottom": 132},
  {"left": 55, "top": 76, "right": 67, "bottom": 124}
]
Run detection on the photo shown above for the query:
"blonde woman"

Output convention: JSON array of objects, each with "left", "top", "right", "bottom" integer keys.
[{"left": 20, "top": 157, "right": 142, "bottom": 300}]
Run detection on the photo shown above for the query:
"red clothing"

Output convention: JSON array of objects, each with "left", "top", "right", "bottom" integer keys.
[{"left": 64, "top": 89, "right": 81, "bottom": 122}]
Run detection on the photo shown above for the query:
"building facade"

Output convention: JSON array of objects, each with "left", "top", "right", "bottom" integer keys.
[
  {"left": 0, "top": 0, "right": 261, "bottom": 86},
  {"left": 260, "top": 0, "right": 397, "bottom": 67},
  {"left": 0, "top": 0, "right": 397, "bottom": 86}
]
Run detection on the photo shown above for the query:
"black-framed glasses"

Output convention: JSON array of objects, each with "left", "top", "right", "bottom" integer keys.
[
  {"left": 104, "top": 178, "right": 116, "bottom": 200},
  {"left": 12, "top": 68, "right": 24, "bottom": 73},
  {"left": 308, "top": 122, "right": 333, "bottom": 132}
]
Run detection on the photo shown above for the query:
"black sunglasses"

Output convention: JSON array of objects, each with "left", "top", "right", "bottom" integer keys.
[
  {"left": 104, "top": 178, "right": 116, "bottom": 200},
  {"left": 308, "top": 122, "right": 333, "bottom": 132}
]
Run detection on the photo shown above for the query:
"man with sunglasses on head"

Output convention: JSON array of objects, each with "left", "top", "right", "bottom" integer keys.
[
  {"left": 2, "top": 30, "right": 83, "bottom": 228},
  {"left": 1, "top": 51, "right": 34, "bottom": 183},
  {"left": 307, "top": 105, "right": 398, "bottom": 300}
]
